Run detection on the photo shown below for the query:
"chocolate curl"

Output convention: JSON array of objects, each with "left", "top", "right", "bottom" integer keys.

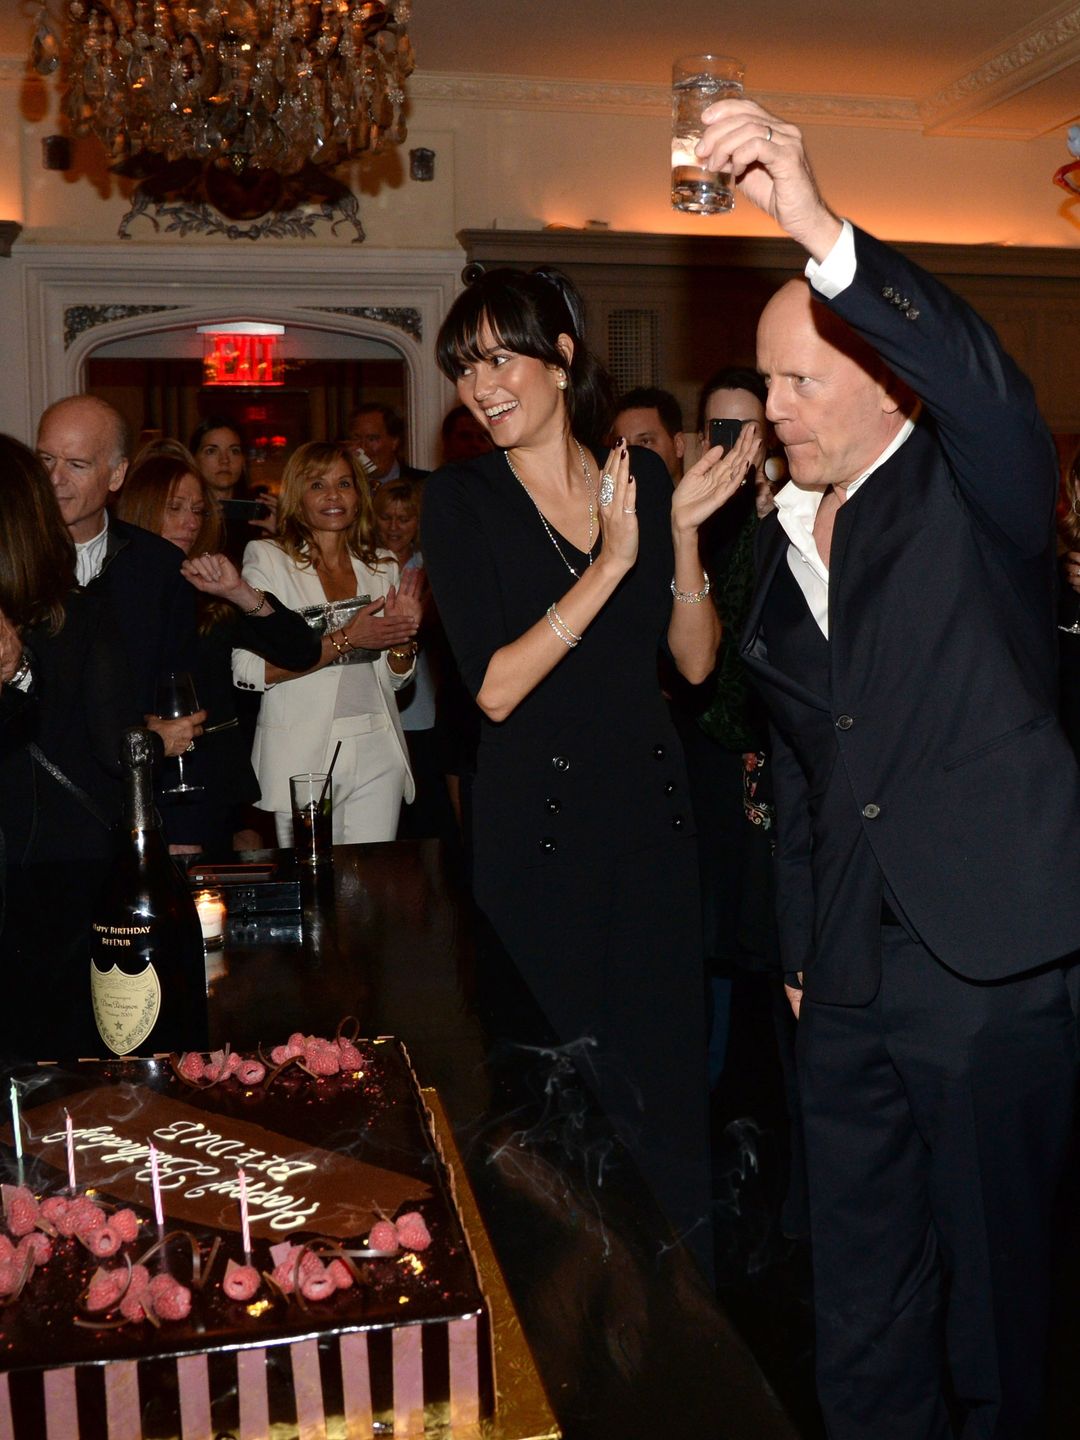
[{"left": 335, "top": 1016, "right": 362, "bottom": 1045}]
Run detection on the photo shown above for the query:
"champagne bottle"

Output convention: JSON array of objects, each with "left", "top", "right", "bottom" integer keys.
[{"left": 89, "top": 728, "right": 209, "bottom": 1056}]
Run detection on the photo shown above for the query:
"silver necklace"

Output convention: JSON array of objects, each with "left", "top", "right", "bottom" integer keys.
[{"left": 505, "top": 442, "right": 595, "bottom": 579}]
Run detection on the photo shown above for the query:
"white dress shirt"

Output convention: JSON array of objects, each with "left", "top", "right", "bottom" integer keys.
[{"left": 74, "top": 514, "right": 110, "bottom": 587}]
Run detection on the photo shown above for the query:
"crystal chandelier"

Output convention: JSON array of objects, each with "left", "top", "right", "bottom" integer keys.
[{"left": 31, "top": 2, "right": 415, "bottom": 176}]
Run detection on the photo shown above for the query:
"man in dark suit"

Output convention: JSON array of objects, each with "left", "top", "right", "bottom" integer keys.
[
  {"left": 347, "top": 402, "right": 429, "bottom": 487},
  {"left": 698, "top": 101, "right": 1080, "bottom": 1437},
  {"left": 35, "top": 395, "right": 202, "bottom": 747}
]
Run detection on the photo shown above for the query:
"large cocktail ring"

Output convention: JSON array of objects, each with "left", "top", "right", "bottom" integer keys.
[{"left": 598, "top": 473, "right": 615, "bottom": 507}]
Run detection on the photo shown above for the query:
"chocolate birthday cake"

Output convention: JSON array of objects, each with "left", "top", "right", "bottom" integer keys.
[{"left": 0, "top": 1035, "right": 493, "bottom": 1438}]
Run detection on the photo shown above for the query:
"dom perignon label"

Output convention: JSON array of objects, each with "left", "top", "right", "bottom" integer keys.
[{"left": 90, "top": 922, "right": 162, "bottom": 1056}]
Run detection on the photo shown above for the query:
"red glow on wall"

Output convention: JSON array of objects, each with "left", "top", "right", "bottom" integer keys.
[{"left": 203, "top": 333, "right": 283, "bottom": 386}]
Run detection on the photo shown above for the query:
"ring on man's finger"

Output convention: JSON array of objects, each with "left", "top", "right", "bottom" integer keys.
[{"left": 764, "top": 125, "right": 773, "bottom": 142}]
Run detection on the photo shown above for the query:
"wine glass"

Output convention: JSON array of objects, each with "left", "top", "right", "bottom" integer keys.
[
  {"left": 155, "top": 671, "right": 204, "bottom": 796},
  {"left": 1059, "top": 599, "right": 1080, "bottom": 636}
]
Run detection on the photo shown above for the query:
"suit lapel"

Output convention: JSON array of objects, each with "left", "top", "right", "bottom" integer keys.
[
  {"left": 740, "top": 516, "right": 788, "bottom": 667},
  {"left": 826, "top": 487, "right": 861, "bottom": 640},
  {"left": 740, "top": 514, "right": 832, "bottom": 713}
]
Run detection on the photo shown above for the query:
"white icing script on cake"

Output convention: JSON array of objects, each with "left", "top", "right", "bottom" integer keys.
[
  {"left": 6, "top": 1084, "right": 430, "bottom": 1240},
  {"left": 41, "top": 1122, "right": 320, "bottom": 1231}
]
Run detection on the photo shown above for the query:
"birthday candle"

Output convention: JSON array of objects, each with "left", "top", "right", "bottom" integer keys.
[
  {"left": 148, "top": 1141, "right": 164, "bottom": 1228},
  {"left": 237, "top": 1167, "right": 251, "bottom": 1257},
  {"left": 65, "top": 1109, "right": 76, "bottom": 1192},
  {"left": 9, "top": 1081, "right": 21, "bottom": 1166}
]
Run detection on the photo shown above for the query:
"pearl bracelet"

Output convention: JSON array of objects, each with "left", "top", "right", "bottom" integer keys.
[{"left": 670, "top": 572, "right": 711, "bottom": 604}]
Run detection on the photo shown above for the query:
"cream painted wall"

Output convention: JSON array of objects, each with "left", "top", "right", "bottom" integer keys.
[
  {"left": 3, "top": 62, "right": 1078, "bottom": 249},
  {"left": 0, "top": 60, "right": 1077, "bottom": 441}
]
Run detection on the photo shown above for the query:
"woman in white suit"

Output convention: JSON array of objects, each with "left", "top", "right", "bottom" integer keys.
[{"left": 232, "top": 442, "right": 421, "bottom": 845}]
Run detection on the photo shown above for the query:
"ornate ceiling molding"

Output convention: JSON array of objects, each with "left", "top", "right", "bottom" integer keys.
[
  {"left": 919, "top": 2, "right": 1080, "bottom": 133},
  {"left": 409, "top": 72, "right": 921, "bottom": 129}
]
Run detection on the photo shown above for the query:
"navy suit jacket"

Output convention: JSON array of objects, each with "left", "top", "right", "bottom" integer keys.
[
  {"left": 741, "top": 227, "right": 1080, "bottom": 1003},
  {"left": 89, "top": 515, "right": 196, "bottom": 714}
]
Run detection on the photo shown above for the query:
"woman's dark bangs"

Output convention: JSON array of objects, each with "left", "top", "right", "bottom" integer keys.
[{"left": 437, "top": 277, "right": 548, "bottom": 378}]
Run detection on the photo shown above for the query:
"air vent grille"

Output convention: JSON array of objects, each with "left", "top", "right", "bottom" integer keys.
[{"left": 607, "top": 308, "right": 659, "bottom": 392}]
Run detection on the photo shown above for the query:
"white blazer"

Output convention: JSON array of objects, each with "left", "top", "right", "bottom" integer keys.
[{"left": 232, "top": 539, "right": 415, "bottom": 812}]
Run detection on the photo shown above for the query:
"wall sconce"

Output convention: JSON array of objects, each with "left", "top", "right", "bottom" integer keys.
[
  {"left": 410, "top": 148, "right": 436, "bottom": 183},
  {"left": 42, "top": 136, "right": 71, "bottom": 172}
]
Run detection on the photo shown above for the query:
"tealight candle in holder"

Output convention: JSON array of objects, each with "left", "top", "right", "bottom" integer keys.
[{"left": 193, "top": 888, "right": 226, "bottom": 949}]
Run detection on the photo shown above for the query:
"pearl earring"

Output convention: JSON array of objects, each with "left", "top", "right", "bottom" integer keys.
[{"left": 556, "top": 374, "right": 568, "bottom": 390}]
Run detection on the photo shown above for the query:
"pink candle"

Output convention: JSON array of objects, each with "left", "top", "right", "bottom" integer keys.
[
  {"left": 148, "top": 1141, "right": 164, "bottom": 1228},
  {"left": 237, "top": 1167, "right": 251, "bottom": 1257},
  {"left": 64, "top": 1109, "right": 76, "bottom": 1192}
]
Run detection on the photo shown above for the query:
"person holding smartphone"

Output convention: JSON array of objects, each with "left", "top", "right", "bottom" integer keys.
[{"left": 190, "top": 415, "right": 278, "bottom": 559}]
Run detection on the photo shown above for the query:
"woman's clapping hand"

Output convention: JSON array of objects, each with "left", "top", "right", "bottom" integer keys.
[
  {"left": 595, "top": 439, "right": 638, "bottom": 574},
  {"left": 340, "top": 574, "right": 420, "bottom": 653},
  {"left": 671, "top": 421, "right": 761, "bottom": 536}
]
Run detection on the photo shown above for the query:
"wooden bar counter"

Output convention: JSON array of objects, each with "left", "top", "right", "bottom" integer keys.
[{"left": 202, "top": 841, "right": 798, "bottom": 1440}]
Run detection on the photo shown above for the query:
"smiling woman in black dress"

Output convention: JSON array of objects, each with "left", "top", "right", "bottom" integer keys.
[{"left": 422, "top": 269, "right": 758, "bottom": 1267}]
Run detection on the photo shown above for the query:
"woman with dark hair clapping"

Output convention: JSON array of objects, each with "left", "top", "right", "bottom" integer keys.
[{"left": 422, "top": 267, "right": 758, "bottom": 1270}]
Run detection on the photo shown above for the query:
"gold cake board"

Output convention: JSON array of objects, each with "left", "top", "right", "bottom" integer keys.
[{"left": 424, "top": 1090, "right": 561, "bottom": 1440}]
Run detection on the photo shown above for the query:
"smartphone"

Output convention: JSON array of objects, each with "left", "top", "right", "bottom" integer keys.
[
  {"left": 219, "top": 497, "right": 270, "bottom": 521},
  {"left": 709, "top": 417, "right": 744, "bottom": 453}
]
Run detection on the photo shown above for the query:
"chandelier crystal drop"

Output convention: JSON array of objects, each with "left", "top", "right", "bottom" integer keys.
[{"left": 35, "top": 1, "right": 415, "bottom": 176}]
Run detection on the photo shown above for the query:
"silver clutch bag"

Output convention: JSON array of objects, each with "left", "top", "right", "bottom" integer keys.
[{"left": 295, "top": 596, "right": 378, "bottom": 664}]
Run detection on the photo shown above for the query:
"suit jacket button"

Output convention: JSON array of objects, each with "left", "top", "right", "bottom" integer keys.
[
  {"left": 545, "top": 797, "right": 561, "bottom": 814},
  {"left": 835, "top": 714, "right": 854, "bottom": 730},
  {"left": 540, "top": 836, "right": 557, "bottom": 853},
  {"left": 653, "top": 744, "right": 665, "bottom": 759},
  {"left": 552, "top": 755, "right": 570, "bottom": 772},
  {"left": 862, "top": 803, "right": 881, "bottom": 819}
]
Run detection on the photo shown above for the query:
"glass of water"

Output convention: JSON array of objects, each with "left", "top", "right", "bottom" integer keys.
[{"left": 671, "top": 54, "right": 745, "bottom": 215}]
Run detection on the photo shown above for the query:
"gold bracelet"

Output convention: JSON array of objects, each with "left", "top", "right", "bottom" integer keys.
[
  {"left": 670, "top": 571, "right": 711, "bottom": 604},
  {"left": 328, "top": 632, "right": 349, "bottom": 657},
  {"left": 388, "top": 642, "right": 417, "bottom": 662},
  {"left": 241, "top": 588, "right": 269, "bottom": 617}
]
